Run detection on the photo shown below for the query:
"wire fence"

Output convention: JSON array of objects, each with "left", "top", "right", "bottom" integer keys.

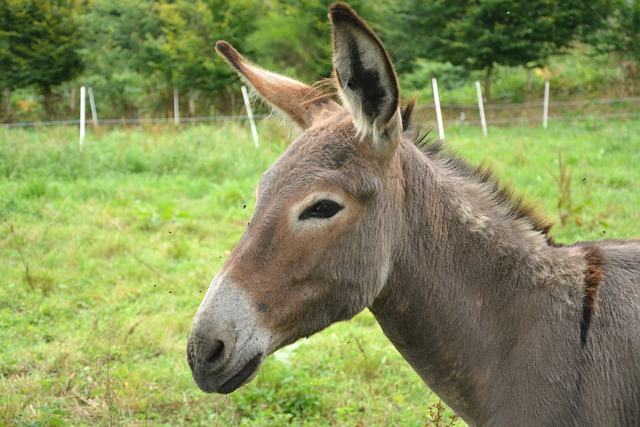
[
  {"left": 412, "top": 96, "right": 640, "bottom": 129},
  {"left": 1, "top": 95, "right": 639, "bottom": 130},
  {"left": 0, "top": 113, "right": 272, "bottom": 128}
]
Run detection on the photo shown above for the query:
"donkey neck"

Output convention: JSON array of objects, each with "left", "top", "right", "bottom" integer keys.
[{"left": 370, "top": 140, "right": 581, "bottom": 424}]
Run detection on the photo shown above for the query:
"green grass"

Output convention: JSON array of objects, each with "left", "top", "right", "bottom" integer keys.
[
  {"left": 1, "top": 118, "right": 639, "bottom": 426},
  {"left": 443, "top": 119, "right": 640, "bottom": 243}
]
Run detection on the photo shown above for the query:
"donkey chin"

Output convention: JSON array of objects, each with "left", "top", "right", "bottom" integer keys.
[
  {"left": 187, "top": 274, "right": 273, "bottom": 394},
  {"left": 188, "top": 349, "right": 264, "bottom": 394}
]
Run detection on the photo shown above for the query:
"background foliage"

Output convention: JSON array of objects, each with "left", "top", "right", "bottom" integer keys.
[
  {"left": 389, "top": 0, "right": 608, "bottom": 100},
  {"left": 1, "top": 0, "right": 639, "bottom": 122},
  {"left": 1, "top": 0, "right": 83, "bottom": 118},
  {"left": 2, "top": 1, "right": 640, "bottom": 425}
]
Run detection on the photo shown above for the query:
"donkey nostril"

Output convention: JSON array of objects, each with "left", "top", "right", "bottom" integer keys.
[
  {"left": 207, "top": 340, "right": 225, "bottom": 365},
  {"left": 187, "top": 347, "right": 196, "bottom": 370}
]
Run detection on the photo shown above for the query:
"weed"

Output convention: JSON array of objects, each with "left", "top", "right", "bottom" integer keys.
[
  {"left": 548, "top": 151, "right": 615, "bottom": 231},
  {"left": 425, "top": 400, "right": 459, "bottom": 427},
  {"left": 549, "top": 151, "right": 596, "bottom": 227},
  {"left": 353, "top": 335, "right": 376, "bottom": 398},
  {"left": 94, "top": 319, "right": 122, "bottom": 426},
  {"left": 8, "top": 224, "right": 35, "bottom": 292},
  {"left": 550, "top": 151, "right": 575, "bottom": 226}
]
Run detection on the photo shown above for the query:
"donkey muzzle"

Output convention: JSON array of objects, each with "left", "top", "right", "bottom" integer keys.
[{"left": 187, "top": 274, "right": 271, "bottom": 393}]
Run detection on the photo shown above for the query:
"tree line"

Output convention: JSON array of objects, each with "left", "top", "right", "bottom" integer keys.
[{"left": 1, "top": 0, "right": 639, "bottom": 122}]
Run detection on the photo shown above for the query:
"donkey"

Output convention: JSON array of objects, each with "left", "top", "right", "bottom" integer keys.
[{"left": 188, "top": 3, "right": 640, "bottom": 425}]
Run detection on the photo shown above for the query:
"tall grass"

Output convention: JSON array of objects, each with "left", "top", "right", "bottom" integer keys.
[{"left": 1, "top": 119, "right": 639, "bottom": 426}]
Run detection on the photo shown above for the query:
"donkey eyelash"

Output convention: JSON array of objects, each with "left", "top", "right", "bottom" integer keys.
[{"left": 299, "top": 200, "right": 344, "bottom": 220}]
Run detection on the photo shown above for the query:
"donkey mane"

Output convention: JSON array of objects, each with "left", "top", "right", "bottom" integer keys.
[{"left": 400, "top": 98, "right": 555, "bottom": 241}]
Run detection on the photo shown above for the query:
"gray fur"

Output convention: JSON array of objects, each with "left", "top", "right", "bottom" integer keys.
[
  {"left": 372, "top": 139, "right": 640, "bottom": 425},
  {"left": 189, "top": 3, "right": 640, "bottom": 425}
]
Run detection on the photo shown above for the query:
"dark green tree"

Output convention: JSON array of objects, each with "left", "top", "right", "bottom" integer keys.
[
  {"left": 0, "top": 0, "right": 83, "bottom": 118},
  {"left": 389, "top": 0, "right": 607, "bottom": 100},
  {"left": 586, "top": 0, "right": 640, "bottom": 95},
  {"left": 0, "top": 0, "right": 15, "bottom": 119},
  {"left": 77, "top": 0, "right": 165, "bottom": 117},
  {"left": 246, "top": 0, "right": 384, "bottom": 82},
  {"left": 153, "top": 0, "right": 262, "bottom": 115}
]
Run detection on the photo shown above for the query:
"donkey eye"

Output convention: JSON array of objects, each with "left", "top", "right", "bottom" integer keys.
[{"left": 299, "top": 200, "right": 343, "bottom": 220}]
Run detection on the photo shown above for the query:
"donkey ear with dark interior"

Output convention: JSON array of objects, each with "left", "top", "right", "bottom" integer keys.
[{"left": 330, "top": 2, "right": 402, "bottom": 155}]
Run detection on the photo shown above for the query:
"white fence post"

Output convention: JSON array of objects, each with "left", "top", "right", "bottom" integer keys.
[
  {"left": 88, "top": 87, "right": 98, "bottom": 128},
  {"left": 475, "top": 81, "right": 488, "bottom": 137},
  {"left": 543, "top": 81, "right": 550, "bottom": 129},
  {"left": 173, "top": 88, "right": 180, "bottom": 125},
  {"left": 241, "top": 85, "right": 260, "bottom": 148},
  {"left": 432, "top": 77, "right": 445, "bottom": 140},
  {"left": 79, "top": 86, "right": 86, "bottom": 150}
]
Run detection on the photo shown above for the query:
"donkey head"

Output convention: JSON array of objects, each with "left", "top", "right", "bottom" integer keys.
[{"left": 188, "top": 3, "right": 405, "bottom": 394}]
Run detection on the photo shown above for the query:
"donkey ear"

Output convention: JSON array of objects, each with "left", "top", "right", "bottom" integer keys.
[
  {"left": 329, "top": 3, "right": 401, "bottom": 156},
  {"left": 215, "top": 41, "right": 341, "bottom": 130}
]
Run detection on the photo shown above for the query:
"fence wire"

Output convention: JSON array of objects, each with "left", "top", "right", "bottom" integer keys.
[
  {"left": 1, "top": 96, "right": 639, "bottom": 129},
  {"left": 413, "top": 96, "right": 640, "bottom": 128},
  {"left": 0, "top": 114, "right": 272, "bottom": 128}
]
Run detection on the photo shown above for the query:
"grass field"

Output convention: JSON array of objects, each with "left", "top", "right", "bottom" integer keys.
[{"left": 1, "top": 118, "right": 639, "bottom": 426}]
